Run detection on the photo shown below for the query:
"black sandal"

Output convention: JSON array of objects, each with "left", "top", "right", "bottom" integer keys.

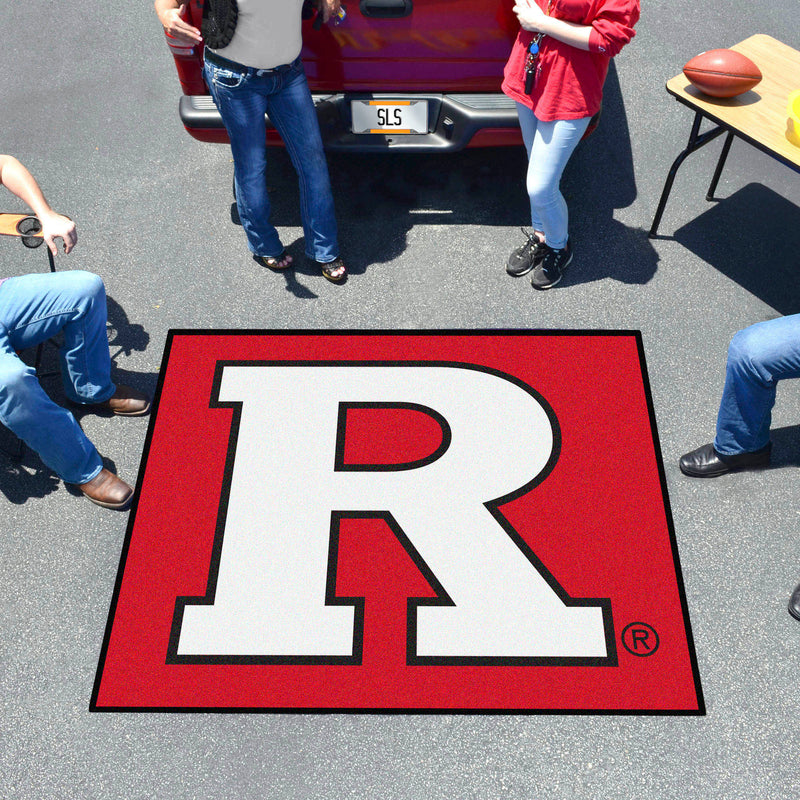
[
  {"left": 255, "top": 250, "right": 293, "bottom": 271},
  {"left": 317, "top": 256, "right": 347, "bottom": 283}
]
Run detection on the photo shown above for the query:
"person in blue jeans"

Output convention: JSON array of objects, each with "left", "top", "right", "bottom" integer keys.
[
  {"left": 501, "top": 0, "right": 638, "bottom": 289},
  {"left": 679, "top": 315, "right": 800, "bottom": 478},
  {"left": 0, "top": 155, "right": 149, "bottom": 510},
  {"left": 155, "top": 0, "right": 347, "bottom": 282},
  {"left": 678, "top": 315, "right": 800, "bottom": 622}
]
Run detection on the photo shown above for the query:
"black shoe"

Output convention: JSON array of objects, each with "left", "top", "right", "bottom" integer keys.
[
  {"left": 506, "top": 229, "right": 545, "bottom": 277},
  {"left": 788, "top": 583, "right": 800, "bottom": 621},
  {"left": 678, "top": 442, "right": 771, "bottom": 477},
  {"left": 531, "top": 238, "right": 572, "bottom": 290}
]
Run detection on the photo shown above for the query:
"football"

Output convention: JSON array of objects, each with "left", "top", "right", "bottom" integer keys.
[{"left": 683, "top": 49, "right": 762, "bottom": 98}]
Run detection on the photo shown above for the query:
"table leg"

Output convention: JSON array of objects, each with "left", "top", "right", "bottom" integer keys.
[
  {"left": 706, "top": 131, "right": 734, "bottom": 201},
  {"left": 649, "top": 112, "right": 728, "bottom": 237}
]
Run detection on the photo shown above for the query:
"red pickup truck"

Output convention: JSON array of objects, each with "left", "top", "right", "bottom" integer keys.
[{"left": 166, "top": 0, "right": 523, "bottom": 152}]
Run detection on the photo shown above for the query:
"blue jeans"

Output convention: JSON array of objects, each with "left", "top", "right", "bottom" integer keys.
[
  {"left": 516, "top": 104, "right": 591, "bottom": 250},
  {"left": 714, "top": 314, "right": 800, "bottom": 455},
  {"left": 0, "top": 271, "right": 115, "bottom": 483},
  {"left": 204, "top": 54, "right": 339, "bottom": 263}
]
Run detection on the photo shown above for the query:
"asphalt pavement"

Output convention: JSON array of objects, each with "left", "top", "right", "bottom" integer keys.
[{"left": 1, "top": 2, "right": 799, "bottom": 798}]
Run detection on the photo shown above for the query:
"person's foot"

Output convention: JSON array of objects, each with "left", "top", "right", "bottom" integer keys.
[
  {"left": 678, "top": 442, "right": 771, "bottom": 477},
  {"left": 255, "top": 250, "right": 293, "bottom": 271},
  {"left": 531, "top": 238, "right": 573, "bottom": 290},
  {"left": 315, "top": 256, "right": 347, "bottom": 283},
  {"left": 788, "top": 583, "right": 800, "bottom": 621},
  {"left": 506, "top": 230, "right": 545, "bottom": 277},
  {"left": 77, "top": 468, "right": 134, "bottom": 510},
  {"left": 93, "top": 385, "right": 151, "bottom": 416}
]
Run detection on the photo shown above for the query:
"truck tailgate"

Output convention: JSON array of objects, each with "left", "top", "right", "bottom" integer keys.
[{"left": 301, "top": 0, "right": 518, "bottom": 93}]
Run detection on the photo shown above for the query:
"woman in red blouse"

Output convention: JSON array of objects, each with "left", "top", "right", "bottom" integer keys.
[{"left": 502, "top": 0, "right": 639, "bottom": 288}]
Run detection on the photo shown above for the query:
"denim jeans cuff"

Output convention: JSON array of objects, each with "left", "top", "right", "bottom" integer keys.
[{"left": 66, "top": 381, "right": 117, "bottom": 406}]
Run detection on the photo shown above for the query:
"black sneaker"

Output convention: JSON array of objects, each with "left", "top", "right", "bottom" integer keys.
[
  {"left": 531, "top": 238, "right": 573, "bottom": 290},
  {"left": 506, "top": 229, "right": 546, "bottom": 276}
]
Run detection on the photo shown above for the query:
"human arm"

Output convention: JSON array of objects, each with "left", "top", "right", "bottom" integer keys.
[
  {"left": 0, "top": 155, "right": 77, "bottom": 255},
  {"left": 512, "top": 0, "right": 592, "bottom": 50},
  {"left": 154, "top": 0, "right": 202, "bottom": 45},
  {"left": 512, "top": 0, "right": 638, "bottom": 56}
]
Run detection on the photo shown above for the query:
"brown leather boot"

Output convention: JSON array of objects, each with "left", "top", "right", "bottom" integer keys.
[
  {"left": 77, "top": 468, "right": 134, "bottom": 509},
  {"left": 94, "top": 385, "right": 151, "bottom": 416}
]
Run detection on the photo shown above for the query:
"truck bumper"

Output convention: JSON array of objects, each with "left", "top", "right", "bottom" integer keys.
[{"left": 179, "top": 92, "right": 522, "bottom": 152}]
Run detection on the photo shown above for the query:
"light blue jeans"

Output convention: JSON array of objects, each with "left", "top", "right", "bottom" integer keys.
[
  {"left": 714, "top": 314, "right": 800, "bottom": 455},
  {"left": 0, "top": 271, "right": 114, "bottom": 483},
  {"left": 204, "top": 54, "right": 339, "bottom": 263},
  {"left": 516, "top": 104, "right": 591, "bottom": 250}
]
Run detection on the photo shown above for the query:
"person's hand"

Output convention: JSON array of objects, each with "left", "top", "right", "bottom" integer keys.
[
  {"left": 40, "top": 212, "right": 77, "bottom": 255},
  {"left": 156, "top": 4, "right": 202, "bottom": 45},
  {"left": 512, "top": 0, "right": 549, "bottom": 33},
  {"left": 319, "top": 0, "right": 342, "bottom": 23}
]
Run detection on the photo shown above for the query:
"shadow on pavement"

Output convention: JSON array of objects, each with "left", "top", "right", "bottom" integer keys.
[
  {"left": 768, "top": 424, "right": 800, "bottom": 468},
  {"left": 106, "top": 295, "right": 150, "bottom": 361},
  {"left": 561, "top": 60, "right": 658, "bottom": 288},
  {"left": 249, "top": 60, "right": 657, "bottom": 292},
  {"left": 0, "top": 458, "right": 60, "bottom": 504},
  {"left": 673, "top": 183, "right": 800, "bottom": 315}
]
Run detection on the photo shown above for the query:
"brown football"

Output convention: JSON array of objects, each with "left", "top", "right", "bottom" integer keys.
[{"left": 683, "top": 49, "right": 762, "bottom": 98}]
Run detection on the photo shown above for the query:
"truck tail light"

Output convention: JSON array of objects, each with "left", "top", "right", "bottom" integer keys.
[{"left": 165, "top": 32, "right": 198, "bottom": 58}]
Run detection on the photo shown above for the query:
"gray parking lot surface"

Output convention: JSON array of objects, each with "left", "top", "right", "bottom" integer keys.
[{"left": 1, "top": 2, "right": 799, "bottom": 798}]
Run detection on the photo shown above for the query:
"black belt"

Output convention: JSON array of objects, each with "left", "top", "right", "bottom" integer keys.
[{"left": 204, "top": 47, "right": 294, "bottom": 74}]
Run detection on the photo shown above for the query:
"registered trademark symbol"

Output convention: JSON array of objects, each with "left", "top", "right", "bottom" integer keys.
[{"left": 621, "top": 622, "right": 660, "bottom": 657}]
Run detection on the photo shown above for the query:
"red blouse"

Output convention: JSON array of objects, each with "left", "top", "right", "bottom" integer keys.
[{"left": 501, "top": 0, "right": 639, "bottom": 121}]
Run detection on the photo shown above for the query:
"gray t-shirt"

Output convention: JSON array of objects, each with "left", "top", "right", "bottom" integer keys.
[{"left": 211, "top": 0, "right": 305, "bottom": 70}]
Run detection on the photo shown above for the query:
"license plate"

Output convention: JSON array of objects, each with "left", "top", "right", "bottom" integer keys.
[{"left": 351, "top": 100, "right": 428, "bottom": 134}]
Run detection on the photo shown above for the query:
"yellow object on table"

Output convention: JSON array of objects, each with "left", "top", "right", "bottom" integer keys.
[{"left": 788, "top": 90, "right": 800, "bottom": 146}]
